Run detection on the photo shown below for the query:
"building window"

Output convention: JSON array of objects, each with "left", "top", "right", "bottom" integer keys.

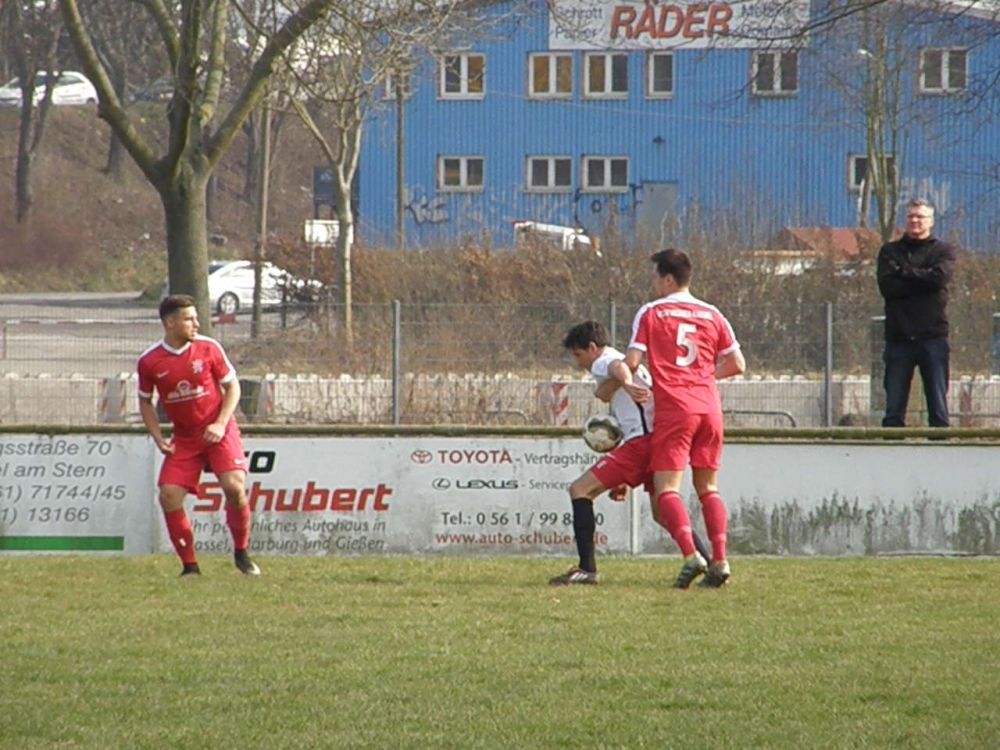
[
  {"left": 646, "top": 52, "right": 674, "bottom": 98},
  {"left": 752, "top": 50, "right": 798, "bottom": 96},
  {"left": 526, "top": 157, "right": 572, "bottom": 192},
  {"left": 440, "top": 53, "right": 485, "bottom": 99},
  {"left": 920, "top": 49, "right": 967, "bottom": 93},
  {"left": 848, "top": 154, "right": 897, "bottom": 192},
  {"left": 438, "top": 156, "right": 484, "bottom": 191},
  {"left": 382, "top": 71, "right": 411, "bottom": 101},
  {"left": 529, "top": 53, "right": 572, "bottom": 98},
  {"left": 584, "top": 53, "right": 628, "bottom": 98},
  {"left": 582, "top": 156, "right": 629, "bottom": 192}
]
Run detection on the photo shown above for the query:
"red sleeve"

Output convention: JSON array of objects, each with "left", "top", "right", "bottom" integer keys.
[
  {"left": 633, "top": 310, "right": 650, "bottom": 350},
  {"left": 208, "top": 341, "right": 234, "bottom": 383},
  {"left": 136, "top": 355, "right": 154, "bottom": 397},
  {"left": 715, "top": 312, "right": 737, "bottom": 354}
]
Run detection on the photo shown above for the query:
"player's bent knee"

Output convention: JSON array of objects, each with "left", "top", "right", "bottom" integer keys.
[
  {"left": 217, "top": 471, "right": 247, "bottom": 505},
  {"left": 568, "top": 476, "right": 602, "bottom": 501},
  {"left": 158, "top": 486, "right": 188, "bottom": 512}
]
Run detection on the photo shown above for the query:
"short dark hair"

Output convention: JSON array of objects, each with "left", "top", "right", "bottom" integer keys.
[
  {"left": 159, "top": 294, "right": 196, "bottom": 320},
  {"left": 563, "top": 320, "right": 610, "bottom": 351},
  {"left": 906, "top": 198, "right": 934, "bottom": 218},
  {"left": 650, "top": 248, "right": 692, "bottom": 287}
]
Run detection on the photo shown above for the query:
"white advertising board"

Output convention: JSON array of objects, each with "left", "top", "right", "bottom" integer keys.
[
  {"left": 548, "top": 0, "right": 810, "bottom": 51},
  {"left": 0, "top": 434, "right": 155, "bottom": 554},
  {"left": 167, "top": 437, "right": 636, "bottom": 558},
  {"left": 4, "top": 433, "right": 999, "bottom": 558}
]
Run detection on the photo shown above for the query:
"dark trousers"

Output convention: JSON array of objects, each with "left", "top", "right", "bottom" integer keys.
[{"left": 882, "top": 338, "right": 950, "bottom": 427}]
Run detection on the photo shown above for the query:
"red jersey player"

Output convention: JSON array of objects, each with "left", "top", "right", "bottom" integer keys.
[
  {"left": 137, "top": 294, "right": 260, "bottom": 577},
  {"left": 624, "top": 249, "right": 745, "bottom": 589}
]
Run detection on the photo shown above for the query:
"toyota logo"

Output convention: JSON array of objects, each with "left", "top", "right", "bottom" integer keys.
[
  {"left": 431, "top": 477, "right": 451, "bottom": 490},
  {"left": 410, "top": 449, "right": 433, "bottom": 464}
]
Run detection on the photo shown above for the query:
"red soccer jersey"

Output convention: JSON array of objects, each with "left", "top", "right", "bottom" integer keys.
[
  {"left": 629, "top": 292, "right": 740, "bottom": 416},
  {"left": 136, "top": 335, "right": 237, "bottom": 436}
]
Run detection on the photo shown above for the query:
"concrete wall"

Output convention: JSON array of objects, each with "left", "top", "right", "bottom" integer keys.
[{"left": 5, "top": 373, "right": 1000, "bottom": 428}]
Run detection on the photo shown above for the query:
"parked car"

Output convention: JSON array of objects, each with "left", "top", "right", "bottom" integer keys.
[
  {"left": 132, "top": 77, "right": 174, "bottom": 103},
  {"left": 0, "top": 71, "right": 98, "bottom": 107},
  {"left": 161, "top": 260, "right": 322, "bottom": 316}
]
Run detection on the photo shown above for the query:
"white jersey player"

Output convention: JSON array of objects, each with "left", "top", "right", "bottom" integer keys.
[
  {"left": 548, "top": 320, "right": 711, "bottom": 587},
  {"left": 589, "top": 345, "right": 654, "bottom": 444}
]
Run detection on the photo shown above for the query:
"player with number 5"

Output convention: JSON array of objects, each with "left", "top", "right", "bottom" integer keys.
[{"left": 624, "top": 249, "right": 745, "bottom": 589}]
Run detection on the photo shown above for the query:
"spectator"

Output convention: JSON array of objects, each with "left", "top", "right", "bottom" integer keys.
[{"left": 876, "top": 199, "right": 956, "bottom": 427}]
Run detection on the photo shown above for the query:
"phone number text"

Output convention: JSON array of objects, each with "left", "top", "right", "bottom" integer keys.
[{"left": 438, "top": 510, "right": 606, "bottom": 527}]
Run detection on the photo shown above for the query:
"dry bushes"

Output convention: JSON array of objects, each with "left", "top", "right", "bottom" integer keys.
[{"left": 248, "top": 237, "right": 1000, "bottom": 379}]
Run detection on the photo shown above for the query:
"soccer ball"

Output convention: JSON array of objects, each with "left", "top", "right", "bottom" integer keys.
[{"left": 582, "top": 414, "right": 624, "bottom": 453}]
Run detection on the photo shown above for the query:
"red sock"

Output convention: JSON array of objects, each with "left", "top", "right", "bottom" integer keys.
[
  {"left": 226, "top": 503, "right": 251, "bottom": 552},
  {"left": 656, "top": 491, "right": 696, "bottom": 557},
  {"left": 699, "top": 491, "right": 728, "bottom": 563},
  {"left": 164, "top": 509, "right": 197, "bottom": 565}
]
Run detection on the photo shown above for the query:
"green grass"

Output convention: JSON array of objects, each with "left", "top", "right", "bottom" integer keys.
[{"left": 1, "top": 556, "right": 997, "bottom": 750}]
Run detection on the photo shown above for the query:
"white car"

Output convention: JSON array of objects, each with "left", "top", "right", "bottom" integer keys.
[
  {"left": 0, "top": 71, "right": 98, "bottom": 107},
  {"left": 162, "top": 260, "right": 320, "bottom": 316}
]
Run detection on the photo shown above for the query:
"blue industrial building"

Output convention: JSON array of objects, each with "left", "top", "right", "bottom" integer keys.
[{"left": 357, "top": 0, "right": 1000, "bottom": 251}]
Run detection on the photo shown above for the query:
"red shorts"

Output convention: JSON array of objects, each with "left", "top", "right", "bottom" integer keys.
[
  {"left": 590, "top": 434, "right": 654, "bottom": 493},
  {"left": 650, "top": 412, "right": 724, "bottom": 472},
  {"left": 158, "top": 423, "right": 246, "bottom": 493}
]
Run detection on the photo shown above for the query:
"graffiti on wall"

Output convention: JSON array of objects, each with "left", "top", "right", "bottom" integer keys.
[
  {"left": 405, "top": 187, "right": 449, "bottom": 225},
  {"left": 571, "top": 186, "right": 644, "bottom": 235}
]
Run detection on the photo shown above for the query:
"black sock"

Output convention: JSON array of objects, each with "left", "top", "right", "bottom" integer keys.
[{"left": 571, "top": 498, "right": 596, "bottom": 573}]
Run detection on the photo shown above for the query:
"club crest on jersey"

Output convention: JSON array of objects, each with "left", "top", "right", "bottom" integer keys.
[{"left": 192, "top": 359, "right": 204, "bottom": 374}]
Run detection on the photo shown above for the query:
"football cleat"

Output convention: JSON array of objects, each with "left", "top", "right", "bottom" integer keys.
[
  {"left": 179, "top": 563, "right": 202, "bottom": 577},
  {"left": 672, "top": 552, "right": 708, "bottom": 590},
  {"left": 697, "top": 561, "right": 731, "bottom": 589},
  {"left": 548, "top": 567, "right": 600, "bottom": 586},
  {"left": 234, "top": 550, "right": 261, "bottom": 576}
]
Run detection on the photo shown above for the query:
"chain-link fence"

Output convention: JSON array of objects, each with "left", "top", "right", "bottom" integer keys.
[{"left": 3, "top": 299, "right": 1000, "bottom": 427}]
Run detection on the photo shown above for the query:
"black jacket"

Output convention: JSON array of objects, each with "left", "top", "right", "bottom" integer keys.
[{"left": 876, "top": 234, "right": 956, "bottom": 341}]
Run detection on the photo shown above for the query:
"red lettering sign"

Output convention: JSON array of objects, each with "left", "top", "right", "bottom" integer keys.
[
  {"left": 193, "top": 482, "right": 393, "bottom": 513},
  {"left": 610, "top": 3, "right": 731, "bottom": 40}
]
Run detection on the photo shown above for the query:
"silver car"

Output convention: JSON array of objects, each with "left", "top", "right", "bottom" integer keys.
[{"left": 163, "top": 260, "right": 301, "bottom": 316}]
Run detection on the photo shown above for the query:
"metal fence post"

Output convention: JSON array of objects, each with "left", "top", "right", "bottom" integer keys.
[
  {"left": 392, "top": 300, "right": 401, "bottom": 425},
  {"left": 993, "top": 313, "right": 1000, "bottom": 375},
  {"left": 824, "top": 302, "right": 833, "bottom": 426},
  {"left": 609, "top": 300, "right": 617, "bottom": 350},
  {"left": 870, "top": 315, "right": 885, "bottom": 417}
]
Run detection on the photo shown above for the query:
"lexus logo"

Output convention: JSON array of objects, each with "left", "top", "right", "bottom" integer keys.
[
  {"left": 432, "top": 477, "right": 452, "bottom": 490},
  {"left": 410, "top": 449, "right": 433, "bottom": 464}
]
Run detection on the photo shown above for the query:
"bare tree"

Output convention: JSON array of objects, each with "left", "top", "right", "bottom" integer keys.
[
  {"left": 275, "top": 0, "right": 514, "bottom": 336},
  {"left": 59, "top": 0, "right": 344, "bottom": 328},
  {"left": 76, "top": 0, "right": 165, "bottom": 180},
  {"left": 1, "top": 0, "right": 62, "bottom": 222},
  {"left": 809, "top": 6, "right": 909, "bottom": 242},
  {"left": 776, "top": 0, "right": 1000, "bottom": 241}
]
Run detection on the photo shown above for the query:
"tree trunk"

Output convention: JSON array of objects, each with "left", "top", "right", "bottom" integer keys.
[
  {"left": 242, "top": 112, "right": 259, "bottom": 204},
  {"left": 159, "top": 172, "right": 213, "bottom": 332},
  {"left": 15, "top": 142, "right": 35, "bottom": 224},
  {"left": 333, "top": 174, "right": 355, "bottom": 343},
  {"left": 106, "top": 131, "right": 126, "bottom": 180},
  {"left": 105, "top": 70, "right": 127, "bottom": 179}
]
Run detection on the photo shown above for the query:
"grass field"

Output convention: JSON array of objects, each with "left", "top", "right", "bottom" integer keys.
[{"left": 1, "top": 555, "right": 998, "bottom": 750}]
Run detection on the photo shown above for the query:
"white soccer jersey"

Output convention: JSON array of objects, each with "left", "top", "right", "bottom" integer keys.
[{"left": 590, "top": 346, "right": 654, "bottom": 443}]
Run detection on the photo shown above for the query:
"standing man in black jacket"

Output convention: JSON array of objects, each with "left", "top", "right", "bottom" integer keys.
[{"left": 876, "top": 199, "right": 957, "bottom": 427}]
